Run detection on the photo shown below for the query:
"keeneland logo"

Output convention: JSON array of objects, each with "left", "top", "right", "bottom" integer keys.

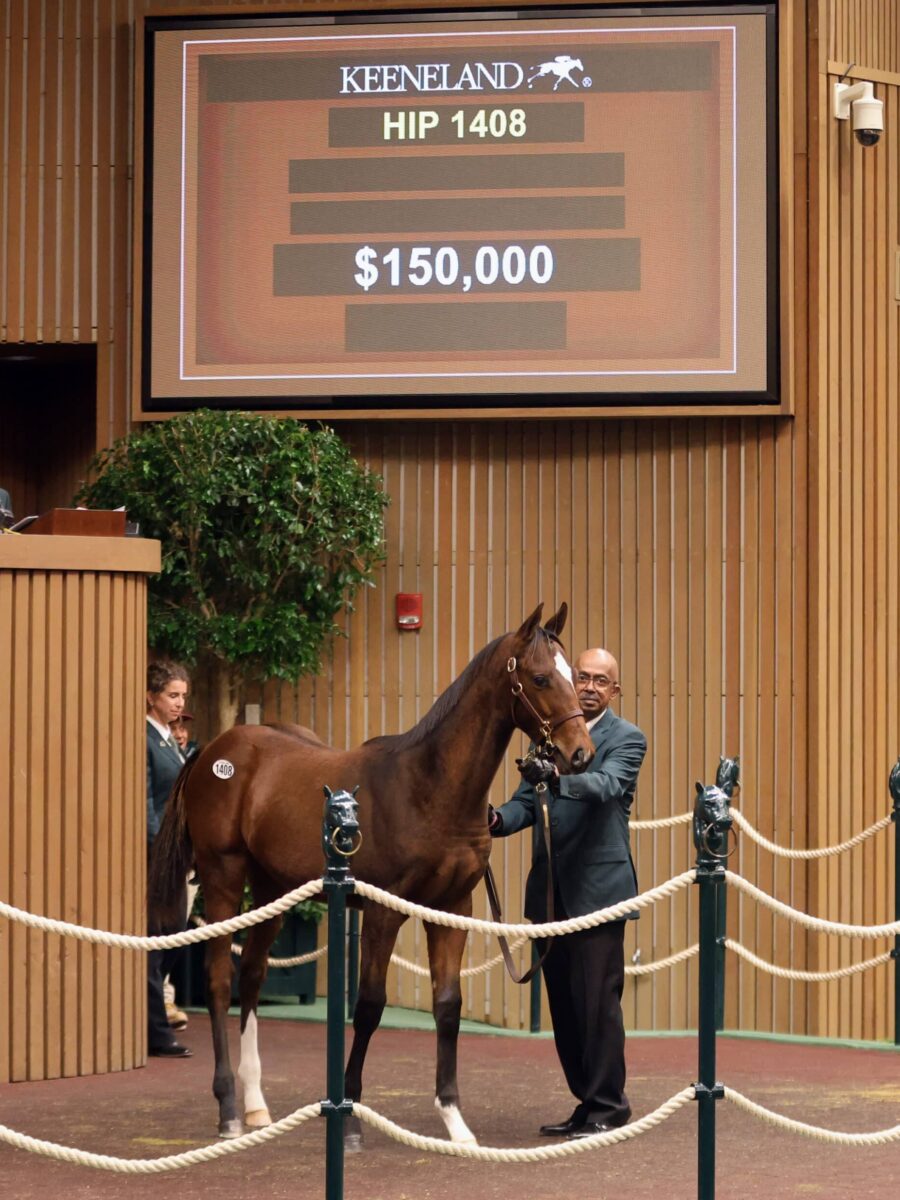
[
  {"left": 527, "top": 55, "right": 587, "bottom": 91},
  {"left": 338, "top": 54, "right": 590, "bottom": 95}
]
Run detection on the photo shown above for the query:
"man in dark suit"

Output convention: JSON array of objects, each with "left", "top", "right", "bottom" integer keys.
[
  {"left": 489, "top": 647, "right": 646, "bottom": 1138},
  {"left": 146, "top": 660, "right": 192, "bottom": 1057}
]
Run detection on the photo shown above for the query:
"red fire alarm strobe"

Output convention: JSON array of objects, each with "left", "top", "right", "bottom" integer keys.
[{"left": 396, "top": 593, "right": 423, "bottom": 630}]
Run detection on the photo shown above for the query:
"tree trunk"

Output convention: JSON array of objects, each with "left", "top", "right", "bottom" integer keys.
[{"left": 208, "top": 659, "right": 240, "bottom": 738}]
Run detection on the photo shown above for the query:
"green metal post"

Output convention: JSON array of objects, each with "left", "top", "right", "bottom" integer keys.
[
  {"left": 889, "top": 760, "right": 900, "bottom": 1047},
  {"left": 714, "top": 884, "right": 726, "bottom": 1032},
  {"left": 713, "top": 757, "right": 740, "bottom": 1032},
  {"left": 692, "top": 782, "right": 731, "bottom": 1200},
  {"left": 321, "top": 787, "right": 359, "bottom": 1200},
  {"left": 347, "top": 908, "right": 360, "bottom": 1021}
]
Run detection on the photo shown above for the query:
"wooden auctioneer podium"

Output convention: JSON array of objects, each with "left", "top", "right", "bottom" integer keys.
[{"left": 0, "top": 513, "right": 161, "bottom": 1082}]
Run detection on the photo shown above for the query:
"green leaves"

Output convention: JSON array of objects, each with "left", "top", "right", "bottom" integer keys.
[{"left": 76, "top": 411, "right": 387, "bottom": 683}]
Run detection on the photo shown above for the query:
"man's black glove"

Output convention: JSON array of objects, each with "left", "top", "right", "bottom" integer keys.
[
  {"left": 516, "top": 754, "right": 559, "bottom": 789},
  {"left": 487, "top": 804, "right": 502, "bottom": 835}
]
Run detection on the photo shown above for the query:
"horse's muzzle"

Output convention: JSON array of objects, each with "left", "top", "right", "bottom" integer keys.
[{"left": 569, "top": 746, "right": 590, "bottom": 772}]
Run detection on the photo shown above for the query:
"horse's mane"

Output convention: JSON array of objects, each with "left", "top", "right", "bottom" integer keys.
[{"left": 364, "top": 625, "right": 560, "bottom": 752}]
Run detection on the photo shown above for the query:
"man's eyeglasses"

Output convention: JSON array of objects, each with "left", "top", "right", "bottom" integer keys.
[{"left": 576, "top": 673, "right": 615, "bottom": 688}]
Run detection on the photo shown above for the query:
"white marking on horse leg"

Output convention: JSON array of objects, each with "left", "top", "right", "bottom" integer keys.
[
  {"left": 434, "top": 1098, "right": 477, "bottom": 1145},
  {"left": 554, "top": 649, "right": 574, "bottom": 688},
  {"left": 239, "top": 1013, "right": 271, "bottom": 1127}
]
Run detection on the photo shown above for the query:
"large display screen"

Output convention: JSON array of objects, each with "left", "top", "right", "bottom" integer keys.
[{"left": 137, "top": 6, "right": 778, "bottom": 414}]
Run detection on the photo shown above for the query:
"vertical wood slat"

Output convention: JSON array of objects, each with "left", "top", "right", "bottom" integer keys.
[{"left": 0, "top": 556, "right": 151, "bottom": 1083}]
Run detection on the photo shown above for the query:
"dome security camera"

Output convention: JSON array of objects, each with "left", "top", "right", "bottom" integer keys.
[
  {"left": 852, "top": 98, "right": 883, "bottom": 146},
  {"left": 833, "top": 79, "right": 884, "bottom": 147}
]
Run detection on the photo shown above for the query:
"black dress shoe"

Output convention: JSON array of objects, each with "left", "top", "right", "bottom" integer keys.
[
  {"left": 149, "top": 1042, "right": 193, "bottom": 1058},
  {"left": 567, "top": 1121, "right": 612, "bottom": 1139},
  {"left": 539, "top": 1115, "right": 585, "bottom": 1137}
]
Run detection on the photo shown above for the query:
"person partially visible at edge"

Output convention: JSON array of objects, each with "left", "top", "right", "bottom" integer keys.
[
  {"left": 170, "top": 711, "right": 199, "bottom": 760},
  {"left": 146, "top": 660, "right": 193, "bottom": 1058},
  {"left": 0, "top": 486, "right": 13, "bottom": 528},
  {"left": 488, "top": 647, "right": 647, "bottom": 1139}
]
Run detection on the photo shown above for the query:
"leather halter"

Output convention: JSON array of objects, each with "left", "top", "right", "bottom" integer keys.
[{"left": 506, "top": 655, "right": 583, "bottom": 746}]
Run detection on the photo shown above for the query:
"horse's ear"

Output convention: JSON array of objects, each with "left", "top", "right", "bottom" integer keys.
[
  {"left": 515, "top": 603, "right": 544, "bottom": 641},
  {"left": 323, "top": 785, "right": 333, "bottom": 800},
  {"left": 351, "top": 785, "right": 359, "bottom": 797},
  {"left": 695, "top": 781, "right": 704, "bottom": 796},
  {"left": 544, "top": 602, "right": 568, "bottom": 637}
]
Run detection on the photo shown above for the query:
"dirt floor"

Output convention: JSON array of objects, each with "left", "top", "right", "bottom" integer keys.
[{"left": 1, "top": 1015, "right": 898, "bottom": 1200}]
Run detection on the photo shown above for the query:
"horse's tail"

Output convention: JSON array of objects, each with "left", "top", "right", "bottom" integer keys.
[{"left": 148, "top": 756, "right": 197, "bottom": 934}]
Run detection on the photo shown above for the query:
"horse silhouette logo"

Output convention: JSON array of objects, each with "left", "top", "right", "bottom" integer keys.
[{"left": 527, "top": 55, "right": 587, "bottom": 91}]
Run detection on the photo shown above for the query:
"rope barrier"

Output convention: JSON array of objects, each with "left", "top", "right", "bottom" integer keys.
[
  {"left": 724, "top": 1088, "right": 900, "bottom": 1146},
  {"left": 626, "top": 944, "right": 699, "bottom": 975},
  {"left": 353, "top": 871, "right": 697, "bottom": 937},
  {"left": 238, "top": 935, "right": 894, "bottom": 982},
  {"left": 630, "top": 812, "right": 693, "bottom": 830},
  {"left": 351, "top": 1090, "right": 695, "bottom": 1161},
  {"left": 0, "top": 1104, "right": 322, "bottom": 1173},
  {"left": 724, "top": 939, "right": 892, "bottom": 981},
  {"left": 0, "top": 880, "right": 324, "bottom": 950},
  {"left": 390, "top": 937, "right": 529, "bottom": 979},
  {"left": 4, "top": 867, "right": 898, "bottom": 954},
  {"left": 233, "top": 942, "right": 327, "bottom": 969},
  {"left": 233, "top": 940, "right": 522, "bottom": 977},
  {"left": 4, "top": 1086, "right": 897, "bottom": 1172},
  {"left": 729, "top": 810, "right": 894, "bottom": 859},
  {"left": 192, "top": 917, "right": 328, "bottom": 969},
  {"left": 629, "top": 806, "right": 893, "bottom": 858},
  {"left": 724, "top": 872, "right": 900, "bottom": 938}
]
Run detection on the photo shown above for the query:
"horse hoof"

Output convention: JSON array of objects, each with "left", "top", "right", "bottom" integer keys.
[
  {"left": 244, "top": 1108, "right": 271, "bottom": 1128},
  {"left": 344, "top": 1132, "right": 364, "bottom": 1154},
  {"left": 218, "top": 1119, "right": 244, "bottom": 1139}
]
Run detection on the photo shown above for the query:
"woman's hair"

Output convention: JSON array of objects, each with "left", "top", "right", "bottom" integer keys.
[{"left": 147, "top": 660, "right": 190, "bottom": 697}]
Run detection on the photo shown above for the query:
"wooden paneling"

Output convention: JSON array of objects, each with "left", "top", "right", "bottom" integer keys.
[
  {"left": 828, "top": 0, "right": 900, "bottom": 75},
  {"left": 0, "top": 0, "right": 131, "bottom": 445},
  {"left": 808, "top": 41, "right": 900, "bottom": 1041},
  {"left": 1, "top": 0, "right": 898, "bottom": 1043},
  {"left": 0, "top": 538, "right": 158, "bottom": 1081}
]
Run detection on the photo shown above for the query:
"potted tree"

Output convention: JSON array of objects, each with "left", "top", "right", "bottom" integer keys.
[{"left": 76, "top": 409, "right": 388, "bottom": 734}]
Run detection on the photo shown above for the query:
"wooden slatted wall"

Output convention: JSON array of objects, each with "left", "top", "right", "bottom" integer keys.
[
  {"left": 806, "top": 9, "right": 900, "bottom": 1042},
  {"left": 0, "top": 552, "right": 150, "bottom": 1082},
  {"left": 829, "top": 0, "right": 900, "bottom": 75},
  {"left": 2, "top": 0, "right": 898, "bottom": 1042},
  {"left": 246, "top": 415, "right": 810, "bottom": 1036},
  {"left": 0, "top": 1, "right": 131, "bottom": 448}
]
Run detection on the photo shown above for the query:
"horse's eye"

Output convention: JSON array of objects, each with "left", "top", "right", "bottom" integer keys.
[{"left": 533, "top": 675, "right": 550, "bottom": 688}]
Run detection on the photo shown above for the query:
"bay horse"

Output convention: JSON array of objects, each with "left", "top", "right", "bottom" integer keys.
[{"left": 149, "top": 603, "right": 594, "bottom": 1146}]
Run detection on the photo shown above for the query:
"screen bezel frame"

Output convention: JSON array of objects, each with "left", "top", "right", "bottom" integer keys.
[{"left": 134, "top": 2, "right": 782, "bottom": 420}]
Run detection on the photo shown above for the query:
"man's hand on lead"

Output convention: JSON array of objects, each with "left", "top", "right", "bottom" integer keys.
[{"left": 516, "top": 754, "right": 559, "bottom": 789}]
